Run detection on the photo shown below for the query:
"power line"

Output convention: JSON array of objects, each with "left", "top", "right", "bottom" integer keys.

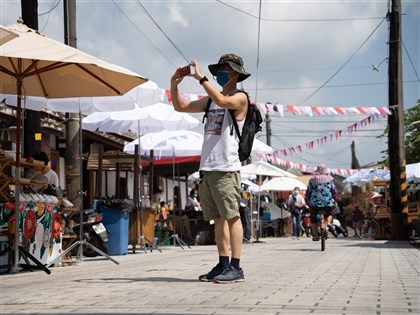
[
  {"left": 38, "top": 0, "right": 61, "bottom": 32},
  {"left": 111, "top": 0, "right": 177, "bottom": 68},
  {"left": 136, "top": 0, "right": 191, "bottom": 64},
  {"left": 38, "top": 0, "right": 61, "bottom": 16},
  {"left": 216, "top": 1, "right": 384, "bottom": 22},
  {"left": 254, "top": 0, "right": 263, "bottom": 103},
  {"left": 402, "top": 37, "right": 420, "bottom": 82},
  {"left": 298, "top": 16, "right": 387, "bottom": 105},
  {"left": 245, "top": 79, "right": 418, "bottom": 92}
]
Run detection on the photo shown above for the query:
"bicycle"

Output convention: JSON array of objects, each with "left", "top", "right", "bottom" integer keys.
[
  {"left": 316, "top": 211, "right": 327, "bottom": 251},
  {"left": 355, "top": 209, "right": 379, "bottom": 240}
]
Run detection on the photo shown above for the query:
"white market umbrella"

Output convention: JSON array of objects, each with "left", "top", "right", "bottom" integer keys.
[
  {"left": 241, "top": 179, "right": 261, "bottom": 194},
  {"left": 124, "top": 130, "right": 203, "bottom": 157},
  {"left": 125, "top": 80, "right": 165, "bottom": 108},
  {"left": 3, "top": 93, "right": 137, "bottom": 114},
  {"left": 250, "top": 139, "right": 273, "bottom": 157},
  {"left": 83, "top": 103, "right": 199, "bottom": 135},
  {"left": 343, "top": 169, "right": 390, "bottom": 187},
  {"left": 2, "top": 79, "right": 163, "bottom": 115},
  {"left": 260, "top": 177, "right": 306, "bottom": 191},
  {"left": 407, "top": 163, "right": 420, "bottom": 183},
  {"left": 187, "top": 171, "right": 259, "bottom": 193},
  {"left": 0, "top": 20, "right": 147, "bottom": 271},
  {"left": 240, "top": 160, "right": 296, "bottom": 241},
  {"left": 125, "top": 131, "right": 273, "bottom": 159},
  {"left": 241, "top": 161, "right": 297, "bottom": 178}
]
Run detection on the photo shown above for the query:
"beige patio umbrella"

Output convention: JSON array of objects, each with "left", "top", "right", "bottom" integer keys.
[
  {"left": 0, "top": 25, "right": 18, "bottom": 45},
  {"left": 0, "top": 20, "right": 147, "bottom": 271}
]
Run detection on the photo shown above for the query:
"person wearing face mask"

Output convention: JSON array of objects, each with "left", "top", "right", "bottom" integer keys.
[
  {"left": 185, "top": 189, "right": 201, "bottom": 211},
  {"left": 170, "top": 54, "right": 250, "bottom": 283},
  {"left": 287, "top": 187, "right": 307, "bottom": 240},
  {"left": 305, "top": 164, "right": 341, "bottom": 241}
]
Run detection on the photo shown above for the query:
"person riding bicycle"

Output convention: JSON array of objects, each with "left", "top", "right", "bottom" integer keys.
[{"left": 305, "top": 164, "right": 341, "bottom": 241}]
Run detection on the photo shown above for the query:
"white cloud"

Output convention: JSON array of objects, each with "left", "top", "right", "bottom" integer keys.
[{"left": 167, "top": 2, "right": 188, "bottom": 27}]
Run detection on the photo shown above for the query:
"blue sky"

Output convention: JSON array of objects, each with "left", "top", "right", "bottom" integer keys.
[{"left": 1, "top": 0, "right": 419, "bottom": 169}]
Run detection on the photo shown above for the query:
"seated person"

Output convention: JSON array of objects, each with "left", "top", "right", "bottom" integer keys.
[
  {"left": 26, "top": 151, "right": 59, "bottom": 193},
  {"left": 160, "top": 200, "right": 169, "bottom": 220},
  {"left": 185, "top": 189, "right": 201, "bottom": 211}
]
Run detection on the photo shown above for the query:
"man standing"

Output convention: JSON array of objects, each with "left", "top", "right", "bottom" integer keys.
[
  {"left": 287, "top": 187, "right": 307, "bottom": 240},
  {"left": 170, "top": 54, "right": 250, "bottom": 283}
]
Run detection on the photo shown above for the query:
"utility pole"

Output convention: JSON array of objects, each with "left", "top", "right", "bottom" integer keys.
[
  {"left": 21, "top": 0, "right": 41, "bottom": 157},
  {"left": 350, "top": 141, "right": 362, "bottom": 198},
  {"left": 265, "top": 112, "right": 271, "bottom": 147},
  {"left": 63, "top": 0, "right": 81, "bottom": 210},
  {"left": 388, "top": 0, "right": 407, "bottom": 240}
]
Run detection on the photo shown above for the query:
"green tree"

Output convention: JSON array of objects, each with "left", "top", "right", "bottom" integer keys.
[{"left": 380, "top": 100, "right": 420, "bottom": 165}]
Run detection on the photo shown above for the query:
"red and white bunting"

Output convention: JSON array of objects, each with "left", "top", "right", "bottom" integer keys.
[
  {"left": 259, "top": 114, "right": 385, "bottom": 158},
  {"left": 165, "top": 90, "right": 394, "bottom": 117},
  {"left": 254, "top": 154, "right": 364, "bottom": 176}
]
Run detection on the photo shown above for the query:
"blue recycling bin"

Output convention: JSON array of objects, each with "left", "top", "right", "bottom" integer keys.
[{"left": 101, "top": 206, "right": 129, "bottom": 255}]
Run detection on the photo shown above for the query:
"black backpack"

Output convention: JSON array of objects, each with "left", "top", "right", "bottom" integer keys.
[{"left": 203, "top": 89, "right": 263, "bottom": 162}]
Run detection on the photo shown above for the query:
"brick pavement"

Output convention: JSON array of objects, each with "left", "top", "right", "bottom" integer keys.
[{"left": 0, "top": 237, "right": 419, "bottom": 315}]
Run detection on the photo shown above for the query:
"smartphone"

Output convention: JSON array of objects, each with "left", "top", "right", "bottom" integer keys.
[{"left": 179, "top": 65, "right": 191, "bottom": 77}]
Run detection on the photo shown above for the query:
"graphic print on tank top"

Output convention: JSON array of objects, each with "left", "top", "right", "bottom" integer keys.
[{"left": 204, "top": 108, "right": 225, "bottom": 135}]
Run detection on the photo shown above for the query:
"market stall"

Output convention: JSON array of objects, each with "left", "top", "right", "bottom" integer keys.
[{"left": 0, "top": 201, "right": 62, "bottom": 269}]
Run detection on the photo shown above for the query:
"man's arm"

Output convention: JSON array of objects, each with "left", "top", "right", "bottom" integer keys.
[
  {"left": 170, "top": 71, "right": 208, "bottom": 113},
  {"left": 170, "top": 60, "right": 247, "bottom": 120}
]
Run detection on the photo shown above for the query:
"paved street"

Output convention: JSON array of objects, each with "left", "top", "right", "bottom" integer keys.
[{"left": 0, "top": 237, "right": 419, "bottom": 315}]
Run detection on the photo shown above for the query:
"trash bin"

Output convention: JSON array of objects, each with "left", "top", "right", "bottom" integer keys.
[
  {"left": 99, "top": 199, "right": 134, "bottom": 255},
  {"left": 0, "top": 235, "right": 10, "bottom": 273}
]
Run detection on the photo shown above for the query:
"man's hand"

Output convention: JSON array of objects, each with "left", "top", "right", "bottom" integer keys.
[
  {"left": 170, "top": 68, "right": 185, "bottom": 87},
  {"left": 191, "top": 60, "right": 204, "bottom": 81}
]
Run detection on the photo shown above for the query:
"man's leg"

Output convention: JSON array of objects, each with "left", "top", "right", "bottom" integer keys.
[
  {"left": 198, "top": 218, "right": 228, "bottom": 282},
  {"left": 214, "top": 218, "right": 230, "bottom": 257},
  {"left": 213, "top": 216, "right": 245, "bottom": 283},
  {"left": 227, "top": 216, "right": 243, "bottom": 260}
]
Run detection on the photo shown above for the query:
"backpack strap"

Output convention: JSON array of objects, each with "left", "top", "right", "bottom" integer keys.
[
  {"left": 202, "top": 97, "right": 212, "bottom": 123},
  {"left": 228, "top": 109, "right": 240, "bottom": 138},
  {"left": 228, "top": 89, "right": 249, "bottom": 139}
]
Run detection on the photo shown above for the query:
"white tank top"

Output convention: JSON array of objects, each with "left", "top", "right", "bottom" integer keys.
[{"left": 199, "top": 101, "right": 244, "bottom": 172}]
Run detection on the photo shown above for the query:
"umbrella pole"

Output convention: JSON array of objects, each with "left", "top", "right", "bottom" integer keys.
[
  {"left": 134, "top": 130, "right": 162, "bottom": 253},
  {"left": 12, "top": 82, "right": 22, "bottom": 272},
  {"left": 47, "top": 106, "right": 120, "bottom": 267},
  {"left": 256, "top": 175, "right": 262, "bottom": 241},
  {"left": 10, "top": 81, "right": 49, "bottom": 274},
  {"left": 158, "top": 149, "right": 190, "bottom": 249}
]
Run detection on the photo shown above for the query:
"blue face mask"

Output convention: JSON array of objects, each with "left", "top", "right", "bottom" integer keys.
[{"left": 216, "top": 71, "right": 229, "bottom": 87}]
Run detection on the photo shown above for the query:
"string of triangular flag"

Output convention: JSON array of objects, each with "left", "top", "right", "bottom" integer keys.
[
  {"left": 165, "top": 89, "right": 394, "bottom": 116},
  {"left": 260, "top": 113, "right": 385, "bottom": 158},
  {"left": 254, "top": 155, "right": 387, "bottom": 176}
]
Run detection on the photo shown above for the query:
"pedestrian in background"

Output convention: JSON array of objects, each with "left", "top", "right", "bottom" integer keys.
[
  {"left": 287, "top": 187, "right": 307, "bottom": 240},
  {"left": 305, "top": 164, "right": 341, "bottom": 241}
]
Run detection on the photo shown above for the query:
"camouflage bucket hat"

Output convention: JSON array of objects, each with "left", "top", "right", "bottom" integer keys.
[{"left": 208, "top": 53, "right": 251, "bottom": 82}]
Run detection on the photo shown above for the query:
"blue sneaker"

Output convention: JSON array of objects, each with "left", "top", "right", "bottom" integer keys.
[
  {"left": 198, "top": 263, "right": 224, "bottom": 282},
  {"left": 213, "top": 266, "right": 245, "bottom": 283}
]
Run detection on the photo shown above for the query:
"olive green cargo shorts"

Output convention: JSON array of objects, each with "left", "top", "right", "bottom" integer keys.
[{"left": 199, "top": 171, "right": 241, "bottom": 221}]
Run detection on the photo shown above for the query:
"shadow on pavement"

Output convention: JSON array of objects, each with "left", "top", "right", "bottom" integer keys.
[
  {"left": 343, "top": 241, "right": 416, "bottom": 249},
  {"left": 74, "top": 276, "right": 197, "bottom": 283}
]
